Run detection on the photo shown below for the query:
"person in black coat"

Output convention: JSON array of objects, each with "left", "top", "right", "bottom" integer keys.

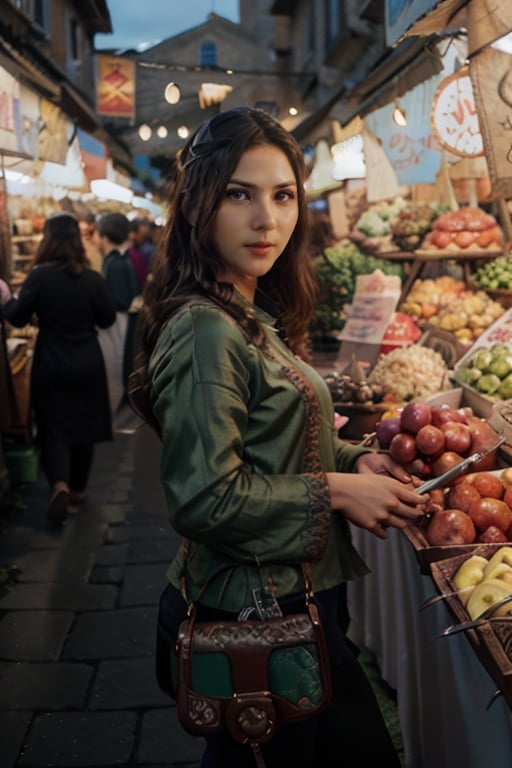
[
  {"left": 0, "top": 213, "right": 116, "bottom": 524},
  {"left": 96, "top": 212, "right": 140, "bottom": 414}
]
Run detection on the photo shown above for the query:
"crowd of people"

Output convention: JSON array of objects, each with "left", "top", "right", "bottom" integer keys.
[{"left": 0, "top": 210, "right": 157, "bottom": 522}]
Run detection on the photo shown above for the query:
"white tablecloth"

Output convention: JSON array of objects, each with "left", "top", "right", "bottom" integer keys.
[{"left": 347, "top": 526, "right": 512, "bottom": 768}]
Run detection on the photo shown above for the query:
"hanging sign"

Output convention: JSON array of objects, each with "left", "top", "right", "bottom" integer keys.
[
  {"left": 470, "top": 46, "right": 512, "bottom": 198},
  {"left": 431, "top": 66, "right": 485, "bottom": 158},
  {"left": 96, "top": 55, "right": 136, "bottom": 119},
  {"left": 38, "top": 99, "right": 69, "bottom": 164},
  {"left": 364, "top": 73, "right": 444, "bottom": 187},
  {"left": 0, "top": 65, "right": 21, "bottom": 154}
]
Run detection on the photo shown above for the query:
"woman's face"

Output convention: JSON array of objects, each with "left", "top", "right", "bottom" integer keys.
[{"left": 212, "top": 144, "right": 299, "bottom": 301}]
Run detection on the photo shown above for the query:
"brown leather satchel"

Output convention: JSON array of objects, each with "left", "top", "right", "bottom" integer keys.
[{"left": 175, "top": 563, "right": 332, "bottom": 766}]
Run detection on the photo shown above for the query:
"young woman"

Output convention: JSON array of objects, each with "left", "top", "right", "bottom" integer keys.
[
  {"left": 140, "top": 107, "right": 427, "bottom": 767},
  {"left": 1, "top": 213, "right": 116, "bottom": 523}
]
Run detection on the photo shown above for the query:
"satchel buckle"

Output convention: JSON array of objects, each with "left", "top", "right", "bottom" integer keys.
[{"left": 225, "top": 692, "right": 277, "bottom": 744}]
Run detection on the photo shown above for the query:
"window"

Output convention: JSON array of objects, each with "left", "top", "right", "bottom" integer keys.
[
  {"left": 13, "top": 0, "right": 49, "bottom": 33},
  {"left": 324, "top": 0, "right": 343, "bottom": 48},
  {"left": 69, "top": 18, "right": 79, "bottom": 60},
  {"left": 308, "top": 3, "right": 316, "bottom": 51},
  {"left": 200, "top": 41, "right": 217, "bottom": 68},
  {"left": 33, "top": 0, "right": 45, "bottom": 27}
]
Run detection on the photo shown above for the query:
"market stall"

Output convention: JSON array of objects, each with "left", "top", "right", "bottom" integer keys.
[
  {"left": 347, "top": 526, "right": 512, "bottom": 768},
  {"left": 304, "top": 6, "right": 512, "bottom": 764}
]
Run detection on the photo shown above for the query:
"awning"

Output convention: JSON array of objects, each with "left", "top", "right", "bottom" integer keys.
[
  {"left": 60, "top": 83, "right": 99, "bottom": 134},
  {"left": 400, "top": 0, "right": 512, "bottom": 57},
  {"left": 77, "top": 129, "right": 108, "bottom": 182},
  {"left": 389, "top": 0, "right": 468, "bottom": 47},
  {"left": 292, "top": 36, "right": 444, "bottom": 142},
  {"left": 343, "top": 36, "right": 443, "bottom": 107}
]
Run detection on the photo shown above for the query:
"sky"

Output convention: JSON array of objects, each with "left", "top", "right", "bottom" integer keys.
[{"left": 95, "top": 0, "right": 240, "bottom": 52}]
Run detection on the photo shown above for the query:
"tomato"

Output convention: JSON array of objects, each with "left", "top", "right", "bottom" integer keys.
[
  {"left": 454, "top": 230, "right": 477, "bottom": 249},
  {"left": 432, "top": 230, "right": 452, "bottom": 249},
  {"left": 476, "top": 228, "right": 497, "bottom": 248}
]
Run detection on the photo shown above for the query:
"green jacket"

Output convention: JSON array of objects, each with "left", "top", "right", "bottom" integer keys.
[{"left": 149, "top": 296, "right": 370, "bottom": 611}]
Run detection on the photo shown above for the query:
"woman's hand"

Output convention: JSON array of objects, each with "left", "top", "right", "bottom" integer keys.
[
  {"left": 326, "top": 471, "right": 428, "bottom": 540},
  {"left": 355, "top": 451, "right": 420, "bottom": 485}
]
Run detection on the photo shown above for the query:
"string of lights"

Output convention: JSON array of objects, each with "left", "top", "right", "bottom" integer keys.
[{"left": 136, "top": 61, "right": 314, "bottom": 78}]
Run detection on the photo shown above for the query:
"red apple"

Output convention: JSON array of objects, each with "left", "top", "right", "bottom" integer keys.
[
  {"left": 504, "top": 485, "right": 512, "bottom": 509},
  {"left": 453, "top": 471, "right": 478, "bottom": 486},
  {"left": 500, "top": 467, "right": 512, "bottom": 487},
  {"left": 404, "top": 457, "right": 432, "bottom": 477},
  {"left": 431, "top": 451, "right": 465, "bottom": 478},
  {"left": 440, "top": 421, "right": 472, "bottom": 455},
  {"left": 472, "top": 473, "right": 504, "bottom": 500},
  {"left": 447, "top": 483, "right": 481, "bottom": 512},
  {"left": 415, "top": 425, "right": 445, "bottom": 457},
  {"left": 375, "top": 417, "right": 402, "bottom": 449},
  {"left": 400, "top": 402, "right": 432, "bottom": 434},
  {"left": 431, "top": 406, "right": 468, "bottom": 427},
  {"left": 389, "top": 432, "right": 417, "bottom": 464},
  {"left": 477, "top": 526, "right": 509, "bottom": 543},
  {"left": 469, "top": 497, "right": 512, "bottom": 533},
  {"left": 426, "top": 508, "right": 476, "bottom": 545},
  {"left": 464, "top": 415, "right": 500, "bottom": 472}
]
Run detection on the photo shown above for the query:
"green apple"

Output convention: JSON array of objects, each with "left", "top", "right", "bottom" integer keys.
[
  {"left": 466, "top": 578, "right": 512, "bottom": 620},
  {"left": 453, "top": 555, "right": 487, "bottom": 591}
]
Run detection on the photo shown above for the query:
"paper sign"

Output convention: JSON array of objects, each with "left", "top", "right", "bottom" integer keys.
[{"left": 338, "top": 270, "right": 401, "bottom": 344}]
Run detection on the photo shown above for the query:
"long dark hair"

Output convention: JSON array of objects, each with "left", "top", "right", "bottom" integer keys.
[
  {"left": 141, "top": 107, "right": 317, "bottom": 360},
  {"left": 33, "top": 213, "right": 87, "bottom": 275}
]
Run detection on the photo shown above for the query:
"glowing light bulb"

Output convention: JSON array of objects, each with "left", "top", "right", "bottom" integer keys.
[
  {"left": 164, "top": 83, "right": 181, "bottom": 104},
  {"left": 138, "top": 124, "right": 152, "bottom": 141},
  {"left": 392, "top": 104, "right": 407, "bottom": 127}
]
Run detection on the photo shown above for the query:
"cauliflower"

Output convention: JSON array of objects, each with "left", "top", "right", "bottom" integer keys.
[{"left": 368, "top": 345, "right": 449, "bottom": 402}]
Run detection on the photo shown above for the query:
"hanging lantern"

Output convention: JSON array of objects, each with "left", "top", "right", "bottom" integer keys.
[{"left": 164, "top": 83, "right": 181, "bottom": 104}]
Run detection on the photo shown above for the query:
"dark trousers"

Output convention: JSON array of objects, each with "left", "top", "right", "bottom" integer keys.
[
  {"left": 38, "top": 424, "right": 94, "bottom": 491},
  {"left": 156, "top": 583, "right": 400, "bottom": 768}
]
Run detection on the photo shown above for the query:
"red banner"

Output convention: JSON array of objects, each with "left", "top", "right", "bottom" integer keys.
[{"left": 96, "top": 55, "right": 135, "bottom": 119}]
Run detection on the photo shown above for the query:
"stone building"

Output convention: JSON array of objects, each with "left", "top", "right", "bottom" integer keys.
[{"left": 103, "top": 1, "right": 386, "bottom": 163}]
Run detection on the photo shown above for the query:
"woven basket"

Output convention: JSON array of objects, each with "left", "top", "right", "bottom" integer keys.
[{"left": 485, "top": 289, "right": 512, "bottom": 309}]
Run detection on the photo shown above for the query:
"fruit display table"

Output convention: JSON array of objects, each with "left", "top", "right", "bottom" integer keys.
[
  {"left": 347, "top": 526, "right": 512, "bottom": 768},
  {"left": 378, "top": 248, "right": 503, "bottom": 305}
]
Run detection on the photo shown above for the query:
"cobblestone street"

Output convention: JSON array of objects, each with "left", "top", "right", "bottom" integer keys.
[{"left": 0, "top": 408, "right": 203, "bottom": 768}]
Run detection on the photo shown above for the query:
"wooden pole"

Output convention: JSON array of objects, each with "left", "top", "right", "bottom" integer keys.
[
  {"left": 497, "top": 197, "right": 512, "bottom": 247},
  {"left": 442, "top": 153, "right": 459, "bottom": 211}
]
